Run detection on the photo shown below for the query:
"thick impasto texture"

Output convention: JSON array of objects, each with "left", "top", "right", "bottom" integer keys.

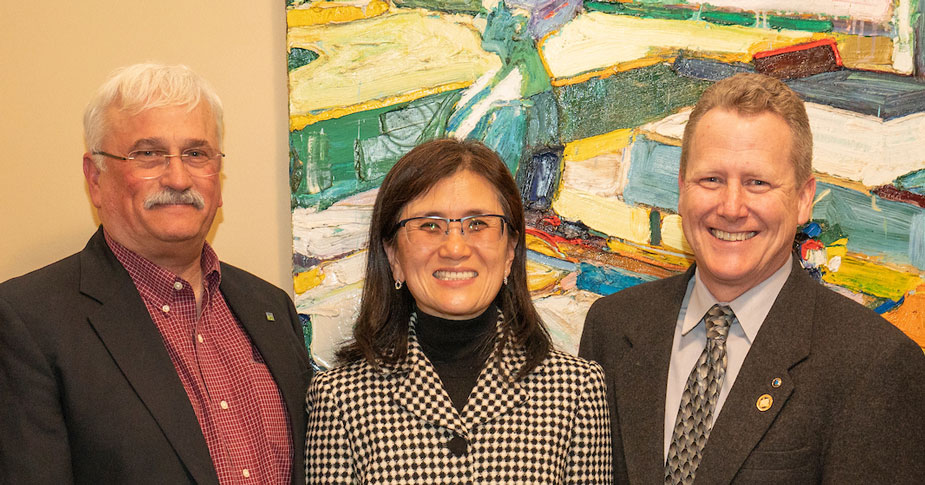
[{"left": 287, "top": 0, "right": 925, "bottom": 367}]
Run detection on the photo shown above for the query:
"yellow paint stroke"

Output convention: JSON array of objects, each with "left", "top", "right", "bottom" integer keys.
[
  {"left": 660, "top": 213, "right": 692, "bottom": 254},
  {"left": 288, "top": 11, "right": 500, "bottom": 120},
  {"left": 527, "top": 259, "right": 566, "bottom": 292},
  {"left": 552, "top": 188, "right": 651, "bottom": 245},
  {"left": 290, "top": 82, "right": 471, "bottom": 130},
  {"left": 563, "top": 129, "right": 633, "bottom": 162},
  {"left": 605, "top": 238, "right": 693, "bottom": 272},
  {"left": 287, "top": 0, "right": 389, "bottom": 27},
  {"left": 294, "top": 267, "right": 325, "bottom": 295},
  {"left": 540, "top": 13, "right": 815, "bottom": 82},
  {"left": 813, "top": 173, "right": 871, "bottom": 195},
  {"left": 884, "top": 283, "right": 925, "bottom": 349},
  {"left": 526, "top": 232, "right": 567, "bottom": 259},
  {"left": 825, "top": 238, "right": 848, "bottom": 262},
  {"left": 834, "top": 33, "right": 898, "bottom": 73},
  {"left": 822, "top": 254, "right": 924, "bottom": 301}
]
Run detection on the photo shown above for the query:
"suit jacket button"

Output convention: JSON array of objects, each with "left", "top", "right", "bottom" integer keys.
[{"left": 447, "top": 435, "right": 468, "bottom": 457}]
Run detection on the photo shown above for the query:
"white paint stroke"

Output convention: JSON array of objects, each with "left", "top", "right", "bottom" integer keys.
[
  {"left": 541, "top": 13, "right": 810, "bottom": 79},
  {"left": 292, "top": 189, "right": 377, "bottom": 260},
  {"left": 296, "top": 284, "right": 363, "bottom": 369},
  {"left": 452, "top": 67, "right": 524, "bottom": 139},
  {"left": 560, "top": 149, "right": 627, "bottom": 197},
  {"left": 534, "top": 289, "right": 602, "bottom": 355},
  {"left": 698, "top": 0, "right": 892, "bottom": 23}
]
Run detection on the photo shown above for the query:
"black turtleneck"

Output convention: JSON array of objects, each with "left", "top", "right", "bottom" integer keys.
[{"left": 415, "top": 305, "right": 498, "bottom": 413}]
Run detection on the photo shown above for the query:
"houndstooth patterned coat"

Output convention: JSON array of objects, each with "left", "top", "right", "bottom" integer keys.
[{"left": 305, "top": 313, "right": 613, "bottom": 484}]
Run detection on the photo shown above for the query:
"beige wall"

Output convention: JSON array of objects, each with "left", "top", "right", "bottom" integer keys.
[{"left": 0, "top": 2, "right": 295, "bottom": 294}]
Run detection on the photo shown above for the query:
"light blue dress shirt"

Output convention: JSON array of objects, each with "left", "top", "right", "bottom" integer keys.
[{"left": 663, "top": 260, "right": 793, "bottom": 461}]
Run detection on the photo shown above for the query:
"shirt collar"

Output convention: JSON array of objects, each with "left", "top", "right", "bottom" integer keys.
[
  {"left": 104, "top": 230, "right": 222, "bottom": 303},
  {"left": 683, "top": 258, "right": 792, "bottom": 343}
]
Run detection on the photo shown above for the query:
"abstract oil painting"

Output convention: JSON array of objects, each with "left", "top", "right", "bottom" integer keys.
[{"left": 286, "top": 0, "right": 925, "bottom": 368}]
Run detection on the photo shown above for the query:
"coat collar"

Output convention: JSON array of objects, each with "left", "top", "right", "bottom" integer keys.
[
  {"left": 79, "top": 228, "right": 220, "bottom": 485},
  {"left": 388, "top": 309, "right": 530, "bottom": 437}
]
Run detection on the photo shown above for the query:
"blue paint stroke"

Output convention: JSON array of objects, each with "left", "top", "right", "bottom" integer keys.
[
  {"left": 813, "top": 182, "right": 925, "bottom": 269},
  {"left": 787, "top": 70, "right": 925, "bottom": 120},
  {"left": 894, "top": 169, "right": 925, "bottom": 195},
  {"left": 873, "top": 295, "right": 905, "bottom": 314},
  {"left": 527, "top": 249, "right": 578, "bottom": 271},
  {"left": 802, "top": 221, "right": 823, "bottom": 238},
  {"left": 576, "top": 262, "right": 653, "bottom": 296},
  {"left": 519, "top": 148, "right": 562, "bottom": 210},
  {"left": 672, "top": 56, "right": 754, "bottom": 82},
  {"left": 468, "top": 102, "right": 527, "bottom": 174},
  {"left": 623, "top": 136, "right": 681, "bottom": 211}
]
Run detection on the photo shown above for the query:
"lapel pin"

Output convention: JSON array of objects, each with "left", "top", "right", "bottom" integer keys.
[
  {"left": 265, "top": 312, "right": 275, "bottom": 322},
  {"left": 756, "top": 394, "right": 773, "bottom": 412},
  {"left": 771, "top": 377, "right": 782, "bottom": 388}
]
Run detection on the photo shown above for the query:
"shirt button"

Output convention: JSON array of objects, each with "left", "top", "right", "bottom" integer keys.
[
  {"left": 447, "top": 434, "right": 468, "bottom": 457},
  {"left": 173, "top": 281, "right": 183, "bottom": 290},
  {"left": 197, "top": 334, "right": 204, "bottom": 343},
  {"left": 220, "top": 400, "right": 229, "bottom": 410},
  {"left": 242, "top": 469, "right": 250, "bottom": 478},
  {"left": 161, "top": 304, "right": 170, "bottom": 313}
]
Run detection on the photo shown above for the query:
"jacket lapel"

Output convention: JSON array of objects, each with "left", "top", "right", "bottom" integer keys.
[
  {"left": 391, "top": 315, "right": 467, "bottom": 435},
  {"left": 79, "top": 231, "right": 218, "bottom": 485},
  {"left": 696, "top": 258, "right": 813, "bottom": 483},
  {"left": 619, "top": 270, "right": 692, "bottom": 485},
  {"left": 219, "top": 268, "right": 311, "bottom": 461}
]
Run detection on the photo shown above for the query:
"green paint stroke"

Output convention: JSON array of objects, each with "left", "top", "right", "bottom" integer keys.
[
  {"left": 768, "top": 15, "right": 833, "bottom": 32},
  {"left": 392, "top": 0, "right": 482, "bottom": 14},
  {"left": 288, "top": 48, "right": 319, "bottom": 72},
  {"left": 555, "top": 63, "right": 710, "bottom": 143},
  {"left": 290, "top": 90, "right": 462, "bottom": 209},
  {"left": 701, "top": 10, "right": 755, "bottom": 27},
  {"left": 584, "top": 1, "right": 695, "bottom": 20},
  {"left": 482, "top": 3, "right": 551, "bottom": 98}
]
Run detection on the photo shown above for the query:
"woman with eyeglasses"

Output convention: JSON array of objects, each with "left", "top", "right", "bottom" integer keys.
[{"left": 305, "top": 138, "right": 613, "bottom": 484}]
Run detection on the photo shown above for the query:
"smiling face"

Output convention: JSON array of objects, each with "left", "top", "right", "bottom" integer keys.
[
  {"left": 384, "top": 170, "right": 516, "bottom": 320},
  {"left": 679, "top": 108, "right": 815, "bottom": 302},
  {"left": 83, "top": 102, "right": 223, "bottom": 263}
]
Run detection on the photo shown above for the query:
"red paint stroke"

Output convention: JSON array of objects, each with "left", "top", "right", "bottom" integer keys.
[
  {"left": 526, "top": 227, "right": 597, "bottom": 252},
  {"left": 873, "top": 185, "right": 925, "bottom": 208},
  {"left": 800, "top": 239, "right": 824, "bottom": 260},
  {"left": 542, "top": 214, "right": 562, "bottom": 227},
  {"left": 544, "top": 0, "right": 571, "bottom": 20},
  {"left": 753, "top": 38, "right": 843, "bottom": 67}
]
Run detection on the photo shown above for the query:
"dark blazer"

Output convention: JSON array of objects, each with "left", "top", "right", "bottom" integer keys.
[
  {"left": 580, "top": 257, "right": 925, "bottom": 484},
  {"left": 0, "top": 228, "right": 313, "bottom": 485}
]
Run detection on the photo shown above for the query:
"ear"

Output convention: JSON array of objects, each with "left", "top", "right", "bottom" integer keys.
[
  {"left": 383, "top": 241, "right": 405, "bottom": 283},
  {"left": 83, "top": 153, "right": 104, "bottom": 208},
  {"left": 796, "top": 176, "right": 816, "bottom": 224}
]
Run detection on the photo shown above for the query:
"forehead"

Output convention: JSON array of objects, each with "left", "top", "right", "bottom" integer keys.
[
  {"left": 402, "top": 170, "right": 505, "bottom": 215},
  {"left": 104, "top": 102, "right": 218, "bottom": 145},
  {"left": 687, "top": 108, "right": 794, "bottom": 172}
]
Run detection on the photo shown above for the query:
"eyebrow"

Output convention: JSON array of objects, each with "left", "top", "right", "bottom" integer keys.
[
  {"left": 128, "top": 138, "right": 214, "bottom": 151},
  {"left": 410, "top": 210, "right": 501, "bottom": 218}
]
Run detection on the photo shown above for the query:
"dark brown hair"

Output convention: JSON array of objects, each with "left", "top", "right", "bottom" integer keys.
[
  {"left": 680, "top": 72, "right": 813, "bottom": 184},
  {"left": 336, "top": 138, "right": 551, "bottom": 379}
]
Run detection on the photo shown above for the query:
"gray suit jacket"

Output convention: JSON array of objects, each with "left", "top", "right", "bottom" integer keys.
[
  {"left": 0, "top": 228, "right": 313, "bottom": 485},
  {"left": 580, "top": 257, "right": 925, "bottom": 484}
]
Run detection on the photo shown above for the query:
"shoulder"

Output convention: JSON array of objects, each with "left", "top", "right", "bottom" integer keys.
[
  {"left": 0, "top": 253, "right": 81, "bottom": 299},
  {"left": 531, "top": 349, "right": 607, "bottom": 390},
  {"left": 219, "top": 262, "right": 285, "bottom": 293},
  {"left": 587, "top": 272, "right": 688, "bottom": 315}
]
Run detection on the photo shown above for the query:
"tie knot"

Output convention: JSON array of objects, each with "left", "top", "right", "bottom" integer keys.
[{"left": 705, "top": 304, "right": 733, "bottom": 341}]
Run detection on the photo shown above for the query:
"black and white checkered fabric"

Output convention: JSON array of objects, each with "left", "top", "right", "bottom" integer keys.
[{"left": 305, "top": 311, "right": 613, "bottom": 484}]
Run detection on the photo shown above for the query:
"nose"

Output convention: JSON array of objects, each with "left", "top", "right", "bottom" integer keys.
[
  {"left": 717, "top": 184, "right": 748, "bottom": 219},
  {"left": 438, "top": 222, "right": 472, "bottom": 259},
  {"left": 159, "top": 155, "right": 194, "bottom": 189}
]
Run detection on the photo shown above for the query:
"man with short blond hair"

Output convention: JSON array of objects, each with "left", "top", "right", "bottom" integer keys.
[
  {"left": 0, "top": 63, "right": 311, "bottom": 484},
  {"left": 581, "top": 73, "right": 925, "bottom": 484}
]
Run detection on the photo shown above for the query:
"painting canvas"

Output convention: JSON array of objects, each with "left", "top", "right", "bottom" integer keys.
[{"left": 286, "top": 0, "right": 925, "bottom": 368}]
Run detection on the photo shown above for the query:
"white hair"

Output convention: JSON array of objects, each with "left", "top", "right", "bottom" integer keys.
[{"left": 83, "top": 63, "right": 224, "bottom": 168}]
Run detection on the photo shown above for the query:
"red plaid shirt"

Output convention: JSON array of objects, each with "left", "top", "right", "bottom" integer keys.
[{"left": 106, "top": 233, "right": 292, "bottom": 484}]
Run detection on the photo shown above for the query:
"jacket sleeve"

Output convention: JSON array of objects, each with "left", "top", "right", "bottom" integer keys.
[
  {"left": 304, "top": 372, "right": 358, "bottom": 484},
  {"left": 0, "top": 296, "right": 75, "bottom": 484},
  {"left": 564, "top": 362, "right": 614, "bottom": 484}
]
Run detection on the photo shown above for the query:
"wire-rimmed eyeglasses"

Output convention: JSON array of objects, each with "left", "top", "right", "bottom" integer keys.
[
  {"left": 93, "top": 149, "right": 224, "bottom": 179},
  {"left": 395, "top": 214, "right": 510, "bottom": 247}
]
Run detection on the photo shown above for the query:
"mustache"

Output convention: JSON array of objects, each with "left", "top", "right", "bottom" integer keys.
[{"left": 143, "top": 188, "right": 205, "bottom": 210}]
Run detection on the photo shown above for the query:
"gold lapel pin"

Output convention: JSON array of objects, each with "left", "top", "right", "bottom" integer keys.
[
  {"left": 265, "top": 312, "right": 276, "bottom": 321},
  {"left": 756, "top": 393, "right": 773, "bottom": 412}
]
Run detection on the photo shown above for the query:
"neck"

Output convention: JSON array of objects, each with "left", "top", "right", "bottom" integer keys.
[{"left": 415, "top": 305, "right": 497, "bottom": 362}]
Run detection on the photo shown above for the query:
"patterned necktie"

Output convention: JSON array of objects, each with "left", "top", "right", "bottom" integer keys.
[{"left": 665, "top": 304, "right": 734, "bottom": 485}]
